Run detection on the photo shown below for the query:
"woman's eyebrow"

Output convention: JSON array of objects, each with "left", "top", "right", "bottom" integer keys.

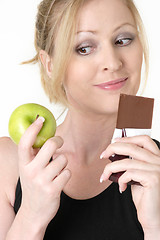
[
  {"left": 76, "top": 23, "right": 136, "bottom": 35},
  {"left": 113, "top": 22, "right": 137, "bottom": 32},
  {"left": 76, "top": 30, "right": 97, "bottom": 35}
]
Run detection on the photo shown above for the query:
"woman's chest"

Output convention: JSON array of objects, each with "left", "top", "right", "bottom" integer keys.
[
  {"left": 44, "top": 183, "right": 144, "bottom": 240},
  {"left": 63, "top": 160, "right": 111, "bottom": 200}
]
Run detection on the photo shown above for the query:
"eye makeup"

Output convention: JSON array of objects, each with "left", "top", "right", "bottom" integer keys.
[
  {"left": 75, "top": 40, "right": 97, "bottom": 56},
  {"left": 74, "top": 30, "right": 136, "bottom": 56},
  {"left": 116, "top": 32, "right": 135, "bottom": 40},
  {"left": 114, "top": 32, "right": 135, "bottom": 46}
]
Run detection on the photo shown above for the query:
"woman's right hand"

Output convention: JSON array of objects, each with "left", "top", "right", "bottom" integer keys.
[{"left": 18, "top": 116, "right": 71, "bottom": 229}]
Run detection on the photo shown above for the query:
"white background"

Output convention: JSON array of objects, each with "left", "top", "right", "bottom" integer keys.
[{"left": 0, "top": 0, "right": 160, "bottom": 140}]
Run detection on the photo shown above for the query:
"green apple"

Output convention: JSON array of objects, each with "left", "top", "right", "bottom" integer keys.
[{"left": 8, "top": 103, "right": 57, "bottom": 148}]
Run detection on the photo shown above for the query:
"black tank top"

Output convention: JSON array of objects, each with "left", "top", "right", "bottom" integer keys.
[
  {"left": 14, "top": 139, "right": 160, "bottom": 240},
  {"left": 14, "top": 180, "right": 144, "bottom": 239}
]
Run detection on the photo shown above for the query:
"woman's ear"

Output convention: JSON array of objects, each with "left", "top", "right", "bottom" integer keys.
[{"left": 39, "top": 50, "right": 52, "bottom": 78}]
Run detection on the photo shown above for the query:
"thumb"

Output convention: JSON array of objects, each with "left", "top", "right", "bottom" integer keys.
[{"left": 18, "top": 116, "right": 45, "bottom": 165}]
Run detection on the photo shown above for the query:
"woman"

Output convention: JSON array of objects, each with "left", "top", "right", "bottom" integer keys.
[{"left": 0, "top": 0, "right": 160, "bottom": 239}]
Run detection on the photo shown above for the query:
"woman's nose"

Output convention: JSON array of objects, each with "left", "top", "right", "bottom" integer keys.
[{"left": 102, "top": 46, "right": 122, "bottom": 72}]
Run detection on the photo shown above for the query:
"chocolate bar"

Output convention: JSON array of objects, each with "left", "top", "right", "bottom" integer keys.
[
  {"left": 109, "top": 94, "right": 154, "bottom": 185},
  {"left": 117, "top": 94, "right": 154, "bottom": 129}
]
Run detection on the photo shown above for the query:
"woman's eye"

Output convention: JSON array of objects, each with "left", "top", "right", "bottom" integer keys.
[
  {"left": 115, "top": 38, "right": 132, "bottom": 47},
  {"left": 76, "top": 46, "right": 93, "bottom": 55}
]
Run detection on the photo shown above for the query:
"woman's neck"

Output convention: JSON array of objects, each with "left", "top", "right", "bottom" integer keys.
[{"left": 56, "top": 109, "right": 117, "bottom": 165}]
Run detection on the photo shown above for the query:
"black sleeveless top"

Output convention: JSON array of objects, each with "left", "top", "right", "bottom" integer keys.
[
  {"left": 14, "top": 139, "right": 160, "bottom": 240},
  {"left": 14, "top": 181, "right": 144, "bottom": 239}
]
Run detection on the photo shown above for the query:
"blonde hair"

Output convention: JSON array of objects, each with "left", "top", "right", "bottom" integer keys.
[
  {"left": 24, "top": 0, "right": 149, "bottom": 106},
  {"left": 124, "top": 0, "right": 149, "bottom": 92}
]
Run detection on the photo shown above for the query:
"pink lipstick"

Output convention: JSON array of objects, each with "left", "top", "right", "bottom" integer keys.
[{"left": 95, "top": 77, "right": 128, "bottom": 91}]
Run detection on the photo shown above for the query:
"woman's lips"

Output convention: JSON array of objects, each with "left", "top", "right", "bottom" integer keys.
[{"left": 94, "top": 78, "right": 128, "bottom": 91}]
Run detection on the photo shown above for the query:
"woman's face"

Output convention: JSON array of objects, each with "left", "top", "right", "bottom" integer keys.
[{"left": 64, "top": 0, "right": 143, "bottom": 116}]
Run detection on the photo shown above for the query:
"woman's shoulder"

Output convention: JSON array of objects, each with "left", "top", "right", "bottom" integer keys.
[
  {"left": 0, "top": 137, "right": 19, "bottom": 206},
  {"left": 0, "top": 136, "right": 18, "bottom": 167}
]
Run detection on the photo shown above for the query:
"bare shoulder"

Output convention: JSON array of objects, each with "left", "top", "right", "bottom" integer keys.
[
  {"left": 0, "top": 137, "right": 19, "bottom": 238},
  {"left": 0, "top": 137, "right": 19, "bottom": 206}
]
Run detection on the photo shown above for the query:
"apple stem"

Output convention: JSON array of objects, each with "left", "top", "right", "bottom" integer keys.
[{"left": 36, "top": 114, "right": 39, "bottom": 120}]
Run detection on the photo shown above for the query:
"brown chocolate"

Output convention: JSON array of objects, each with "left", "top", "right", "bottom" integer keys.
[{"left": 116, "top": 94, "right": 154, "bottom": 129}]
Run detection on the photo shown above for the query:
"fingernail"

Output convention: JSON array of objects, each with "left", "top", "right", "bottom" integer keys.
[
  {"left": 35, "top": 116, "right": 45, "bottom": 124},
  {"left": 113, "top": 138, "right": 121, "bottom": 143},
  {"left": 100, "top": 174, "right": 104, "bottom": 183},
  {"left": 100, "top": 152, "right": 105, "bottom": 159},
  {"left": 119, "top": 187, "right": 123, "bottom": 194}
]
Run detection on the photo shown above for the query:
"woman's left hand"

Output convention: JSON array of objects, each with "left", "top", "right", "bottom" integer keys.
[{"left": 100, "top": 135, "right": 160, "bottom": 234}]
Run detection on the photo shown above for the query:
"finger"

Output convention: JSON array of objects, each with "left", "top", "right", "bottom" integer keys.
[
  {"left": 114, "top": 135, "right": 160, "bottom": 156},
  {"left": 33, "top": 136, "right": 64, "bottom": 168},
  {"left": 101, "top": 142, "right": 160, "bottom": 165},
  {"left": 43, "top": 155, "right": 68, "bottom": 181},
  {"left": 118, "top": 169, "right": 160, "bottom": 192},
  {"left": 101, "top": 158, "right": 159, "bottom": 182},
  {"left": 18, "top": 116, "right": 45, "bottom": 165},
  {"left": 52, "top": 169, "right": 71, "bottom": 194}
]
